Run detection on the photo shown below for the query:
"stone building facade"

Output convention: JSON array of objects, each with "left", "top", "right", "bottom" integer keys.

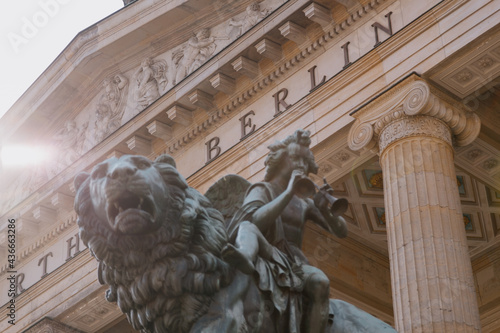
[{"left": 0, "top": 0, "right": 499, "bottom": 331}]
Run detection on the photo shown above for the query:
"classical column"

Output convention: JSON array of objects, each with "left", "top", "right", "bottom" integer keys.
[{"left": 348, "top": 75, "right": 481, "bottom": 332}]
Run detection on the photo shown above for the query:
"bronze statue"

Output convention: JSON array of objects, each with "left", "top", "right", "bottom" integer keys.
[
  {"left": 213, "top": 130, "right": 348, "bottom": 333},
  {"left": 74, "top": 130, "right": 397, "bottom": 333}
]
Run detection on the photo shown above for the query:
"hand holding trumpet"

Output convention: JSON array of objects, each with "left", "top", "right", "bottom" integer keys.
[{"left": 290, "top": 173, "right": 348, "bottom": 217}]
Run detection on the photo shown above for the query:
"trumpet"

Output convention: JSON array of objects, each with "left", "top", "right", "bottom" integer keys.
[{"left": 293, "top": 176, "right": 348, "bottom": 216}]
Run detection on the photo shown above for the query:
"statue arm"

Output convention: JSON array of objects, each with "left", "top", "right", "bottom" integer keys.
[
  {"left": 250, "top": 186, "right": 293, "bottom": 235},
  {"left": 134, "top": 67, "right": 143, "bottom": 84},
  {"left": 229, "top": 18, "right": 243, "bottom": 27},
  {"left": 196, "top": 37, "right": 215, "bottom": 48},
  {"left": 307, "top": 200, "right": 348, "bottom": 238},
  {"left": 249, "top": 170, "right": 303, "bottom": 234},
  {"left": 138, "top": 67, "right": 153, "bottom": 87}
]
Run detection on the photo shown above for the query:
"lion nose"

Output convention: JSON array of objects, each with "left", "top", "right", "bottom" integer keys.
[{"left": 109, "top": 164, "right": 137, "bottom": 180}]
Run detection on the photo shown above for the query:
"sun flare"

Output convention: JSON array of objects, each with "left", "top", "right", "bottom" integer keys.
[{"left": 0, "top": 145, "right": 54, "bottom": 168}]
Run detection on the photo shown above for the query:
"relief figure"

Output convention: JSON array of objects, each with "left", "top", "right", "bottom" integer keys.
[
  {"left": 53, "top": 119, "right": 88, "bottom": 166},
  {"left": 228, "top": 1, "right": 270, "bottom": 39},
  {"left": 134, "top": 57, "right": 167, "bottom": 110},
  {"left": 95, "top": 73, "right": 128, "bottom": 142},
  {"left": 173, "top": 28, "right": 216, "bottom": 84}
]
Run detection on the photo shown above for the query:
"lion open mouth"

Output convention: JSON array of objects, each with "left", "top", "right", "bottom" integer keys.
[{"left": 106, "top": 191, "right": 157, "bottom": 234}]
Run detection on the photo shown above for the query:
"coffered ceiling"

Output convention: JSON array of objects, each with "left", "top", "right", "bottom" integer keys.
[{"left": 309, "top": 24, "right": 500, "bottom": 261}]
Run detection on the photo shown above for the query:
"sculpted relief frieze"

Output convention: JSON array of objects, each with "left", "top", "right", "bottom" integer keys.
[
  {"left": 0, "top": 118, "right": 91, "bottom": 215},
  {"left": 96, "top": 74, "right": 129, "bottom": 142},
  {"left": 133, "top": 58, "right": 167, "bottom": 110},
  {"left": 1, "top": 0, "right": 281, "bottom": 215},
  {"left": 227, "top": 2, "right": 271, "bottom": 40},
  {"left": 53, "top": 120, "right": 89, "bottom": 167},
  {"left": 172, "top": 28, "right": 218, "bottom": 85}
]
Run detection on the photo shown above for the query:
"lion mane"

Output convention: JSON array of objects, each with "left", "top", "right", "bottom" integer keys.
[{"left": 74, "top": 154, "right": 231, "bottom": 332}]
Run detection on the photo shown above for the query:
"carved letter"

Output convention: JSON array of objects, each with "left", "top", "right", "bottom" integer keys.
[
  {"left": 38, "top": 252, "right": 53, "bottom": 278},
  {"left": 206, "top": 137, "right": 221, "bottom": 163},
  {"left": 308, "top": 65, "right": 326, "bottom": 92},
  {"left": 272, "top": 88, "right": 291, "bottom": 116},
  {"left": 341, "top": 41, "right": 351, "bottom": 68},
  {"left": 16, "top": 273, "right": 25, "bottom": 296},
  {"left": 239, "top": 111, "right": 257, "bottom": 140},
  {"left": 372, "top": 12, "right": 393, "bottom": 47},
  {"left": 66, "top": 233, "right": 82, "bottom": 261}
]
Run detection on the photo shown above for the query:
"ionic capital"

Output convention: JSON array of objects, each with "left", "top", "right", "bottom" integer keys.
[{"left": 347, "top": 75, "right": 481, "bottom": 153}]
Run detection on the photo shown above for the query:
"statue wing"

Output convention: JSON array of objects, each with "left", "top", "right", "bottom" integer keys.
[{"left": 205, "top": 174, "right": 251, "bottom": 225}]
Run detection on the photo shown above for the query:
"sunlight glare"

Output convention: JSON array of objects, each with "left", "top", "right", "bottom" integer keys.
[{"left": 1, "top": 145, "right": 54, "bottom": 167}]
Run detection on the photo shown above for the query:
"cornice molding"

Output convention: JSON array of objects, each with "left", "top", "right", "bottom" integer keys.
[
  {"left": 166, "top": 0, "right": 389, "bottom": 153},
  {"left": 347, "top": 74, "right": 481, "bottom": 154},
  {"left": 0, "top": 248, "right": 94, "bottom": 309},
  {"left": 0, "top": 0, "right": 392, "bottom": 219},
  {"left": 0, "top": 213, "right": 78, "bottom": 277},
  {"left": 0, "top": 0, "right": 187, "bottom": 137},
  {"left": 23, "top": 317, "right": 83, "bottom": 333}
]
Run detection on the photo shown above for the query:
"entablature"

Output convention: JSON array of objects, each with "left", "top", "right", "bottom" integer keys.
[{"left": 1, "top": 0, "right": 396, "bottom": 222}]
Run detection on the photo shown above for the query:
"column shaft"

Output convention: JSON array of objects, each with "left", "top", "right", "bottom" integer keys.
[{"left": 380, "top": 122, "right": 480, "bottom": 332}]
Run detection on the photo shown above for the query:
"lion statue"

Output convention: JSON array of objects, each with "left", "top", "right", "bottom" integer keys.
[{"left": 74, "top": 154, "right": 396, "bottom": 333}]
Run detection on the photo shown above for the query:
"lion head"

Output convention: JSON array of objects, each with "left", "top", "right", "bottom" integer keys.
[{"left": 74, "top": 154, "right": 231, "bottom": 332}]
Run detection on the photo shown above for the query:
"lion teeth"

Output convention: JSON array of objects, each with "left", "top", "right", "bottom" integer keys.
[
  {"left": 114, "top": 203, "right": 119, "bottom": 209},
  {"left": 138, "top": 197, "right": 144, "bottom": 209},
  {"left": 119, "top": 206, "right": 123, "bottom": 213}
]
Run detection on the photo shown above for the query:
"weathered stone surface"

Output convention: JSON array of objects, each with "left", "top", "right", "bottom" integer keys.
[
  {"left": 349, "top": 75, "right": 482, "bottom": 332},
  {"left": 23, "top": 317, "right": 83, "bottom": 333}
]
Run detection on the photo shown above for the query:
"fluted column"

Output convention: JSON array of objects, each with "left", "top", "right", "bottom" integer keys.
[{"left": 348, "top": 75, "right": 481, "bottom": 332}]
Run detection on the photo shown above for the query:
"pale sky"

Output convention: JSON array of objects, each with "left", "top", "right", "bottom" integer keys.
[{"left": 0, "top": 0, "right": 124, "bottom": 121}]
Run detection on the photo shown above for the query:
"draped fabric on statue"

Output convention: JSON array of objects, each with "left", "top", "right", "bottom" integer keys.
[{"left": 226, "top": 182, "right": 306, "bottom": 333}]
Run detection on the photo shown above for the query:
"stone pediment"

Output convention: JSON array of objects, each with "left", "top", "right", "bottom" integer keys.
[
  {"left": 0, "top": 0, "right": 288, "bottom": 214},
  {"left": 0, "top": 0, "right": 281, "bottom": 141}
]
